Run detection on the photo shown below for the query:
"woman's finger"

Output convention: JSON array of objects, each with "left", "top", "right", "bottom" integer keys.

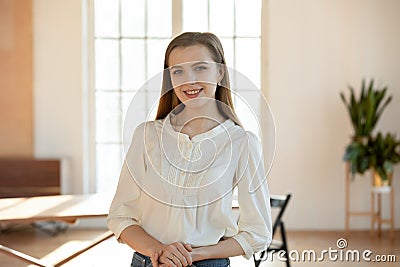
[
  {"left": 169, "top": 253, "right": 183, "bottom": 267},
  {"left": 151, "top": 258, "right": 159, "bottom": 267},
  {"left": 160, "top": 255, "right": 178, "bottom": 267},
  {"left": 150, "top": 251, "right": 160, "bottom": 267},
  {"left": 174, "top": 243, "right": 192, "bottom": 265},
  {"left": 183, "top": 243, "right": 193, "bottom": 252}
]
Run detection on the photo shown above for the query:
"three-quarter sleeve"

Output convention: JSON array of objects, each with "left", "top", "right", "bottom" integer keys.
[
  {"left": 231, "top": 131, "right": 272, "bottom": 259},
  {"left": 107, "top": 123, "right": 146, "bottom": 241}
]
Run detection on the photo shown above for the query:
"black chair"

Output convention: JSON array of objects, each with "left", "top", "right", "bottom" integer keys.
[{"left": 253, "top": 193, "right": 292, "bottom": 267}]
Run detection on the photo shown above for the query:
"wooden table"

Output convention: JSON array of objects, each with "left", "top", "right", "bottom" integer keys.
[{"left": 0, "top": 193, "right": 114, "bottom": 267}]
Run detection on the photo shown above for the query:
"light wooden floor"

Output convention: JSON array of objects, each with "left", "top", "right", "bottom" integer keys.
[{"left": 0, "top": 224, "right": 399, "bottom": 266}]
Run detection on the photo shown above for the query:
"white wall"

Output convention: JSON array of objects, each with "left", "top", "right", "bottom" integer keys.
[
  {"left": 33, "top": 0, "right": 84, "bottom": 193},
  {"left": 33, "top": 0, "right": 400, "bottom": 229},
  {"left": 267, "top": 0, "right": 400, "bottom": 229}
]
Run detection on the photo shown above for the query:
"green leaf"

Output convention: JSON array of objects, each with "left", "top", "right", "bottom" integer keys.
[
  {"left": 361, "top": 79, "right": 366, "bottom": 100},
  {"left": 340, "top": 92, "right": 347, "bottom": 105}
]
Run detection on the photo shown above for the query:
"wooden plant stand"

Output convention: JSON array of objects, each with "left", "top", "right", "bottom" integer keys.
[{"left": 345, "top": 162, "right": 395, "bottom": 241}]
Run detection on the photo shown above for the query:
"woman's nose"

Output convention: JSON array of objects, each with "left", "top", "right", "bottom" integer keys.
[{"left": 184, "top": 70, "right": 197, "bottom": 84}]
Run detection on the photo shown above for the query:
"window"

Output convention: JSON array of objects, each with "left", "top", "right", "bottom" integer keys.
[{"left": 92, "top": 0, "right": 264, "bottom": 192}]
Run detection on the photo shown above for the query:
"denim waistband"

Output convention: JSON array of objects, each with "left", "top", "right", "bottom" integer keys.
[{"left": 132, "top": 251, "right": 230, "bottom": 267}]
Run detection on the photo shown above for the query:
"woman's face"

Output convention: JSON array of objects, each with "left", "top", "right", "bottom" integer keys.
[{"left": 168, "top": 45, "right": 223, "bottom": 108}]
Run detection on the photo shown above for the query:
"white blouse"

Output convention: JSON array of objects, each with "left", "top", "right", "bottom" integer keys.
[{"left": 107, "top": 114, "right": 272, "bottom": 259}]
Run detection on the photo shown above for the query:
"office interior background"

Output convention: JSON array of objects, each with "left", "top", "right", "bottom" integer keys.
[{"left": 1, "top": 0, "right": 399, "bottom": 256}]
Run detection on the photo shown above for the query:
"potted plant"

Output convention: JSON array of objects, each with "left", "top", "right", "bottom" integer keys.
[
  {"left": 368, "top": 133, "right": 400, "bottom": 187},
  {"left": 343, "top": 139, "right": 370, "bottom": 176},
  {"left": 341, "top": 79, "right": 393, "bottom": 179},
  {"left": 340, "top": 79, "right": 392, "bottom": 143}
]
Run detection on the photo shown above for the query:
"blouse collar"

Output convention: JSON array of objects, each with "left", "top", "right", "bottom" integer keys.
[{"left": 161, "top": 112, "right": 235, "bottom": 143}]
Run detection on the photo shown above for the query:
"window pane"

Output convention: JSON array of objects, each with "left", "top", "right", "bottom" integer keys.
[
  {"left": 122, "top": 91, "right": 147, "bottom": 124},
  {"left": 94, "top": 0, "right": 119, "bottom": 37},
  {"left": 122, "top": 91, "right": 147, "bottom": 144},
  {"left": 121, "top": 0, "right": 145, "bottom": 37},
  {"left": 147, "top": 39, "right": 169, "bottom": 78},
  {"left": 121, "top": 39, "right": 145, "bottom": 90},
  {"left": 96, "top": 92, "right": 121, "bottom": 143},
  {"left": 121, "top": 92, "right": 140, "bottom": 141},
  {"left": 220, "top": 38, "right": 234, "bottom": 68},
  {"left": 96, "top": 144, "right": 123, "bottom": 192},
  {"left": 121, "top": 92, "right": 135, "bottom": 118},
  {"left": 95, "top": 40, "right": 120, "bottom": 90},
  {"left": 235, "top": 0, "right": 261, "bottom": 36},
  {"left": 182, "top": 0, "right": 208, "bottom": 32},
  {"left": 147, "top": 0, "right": 172, "bottom": 37},
  {"left": 234, "top": 90, "right": 260, "bottom": 137},
  {"left": 235, "top": 38, "right": 260, "bottom": 88},
  {"left": 147, "top": 90, "right": 161, "bottom": 120},
  {"left": 210, "top": 0, "right": 234, "bottom": 37}
]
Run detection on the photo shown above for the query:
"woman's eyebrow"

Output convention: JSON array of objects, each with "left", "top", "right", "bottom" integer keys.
[
  {"left": 170, "top": 61, "right": 209, "bottom": 70},
  {"left": 192, "top": 61, "right": 209, "bottom": 67},
  {"left": 170, "top": 65, "right": 183, "bottom": 70}
]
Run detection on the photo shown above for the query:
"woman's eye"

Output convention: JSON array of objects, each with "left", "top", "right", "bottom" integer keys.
[
  {"left": 195, "top": 66, "right": 207, "bottom": 71},
  {"left": 172, "top": 69, "right": 182, "bottom": 75}
]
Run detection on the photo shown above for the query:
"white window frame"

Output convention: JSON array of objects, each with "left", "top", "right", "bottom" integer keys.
[{"left": 83, "top": 0, "right": 269, "bottom": 193}]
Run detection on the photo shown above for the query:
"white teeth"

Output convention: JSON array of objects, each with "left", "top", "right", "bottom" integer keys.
[{"left": 185, "top": 89, "right": 201, "bottom": 95}]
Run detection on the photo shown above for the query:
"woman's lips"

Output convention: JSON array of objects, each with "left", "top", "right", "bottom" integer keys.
[{"left": 184, "top": 88, "right": 203, "bottom": 98}]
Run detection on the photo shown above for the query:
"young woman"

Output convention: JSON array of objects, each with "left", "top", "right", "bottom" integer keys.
[{"left": 108, "top": 32, "right": 272, "bottom": 267}]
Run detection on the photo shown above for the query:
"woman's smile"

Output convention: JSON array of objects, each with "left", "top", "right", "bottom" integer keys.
[{"left": 183, "top": 87, "right": 203, "bottom": 98}]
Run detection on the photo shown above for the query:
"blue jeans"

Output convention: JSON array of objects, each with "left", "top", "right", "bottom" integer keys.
[{"left": 131, "top": 252, "right": 230, "bottom": 267}]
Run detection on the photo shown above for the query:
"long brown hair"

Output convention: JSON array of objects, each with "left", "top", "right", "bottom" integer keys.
[{"left": 155, "top": 32, "right": 242, "bottom": 127}]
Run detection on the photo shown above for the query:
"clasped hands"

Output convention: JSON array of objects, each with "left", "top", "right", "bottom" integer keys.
[{"left": 150, "top": 242, "right": 200, "bottom": 267}]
